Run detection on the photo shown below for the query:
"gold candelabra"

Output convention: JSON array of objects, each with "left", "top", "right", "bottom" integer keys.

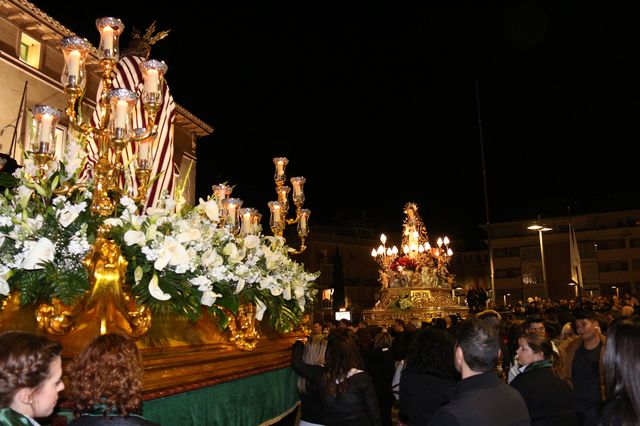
[
  {"left": 211, "top": 157, "right": 310, "bottom": 254},
  {"left": 25, "top": 17, "right": 170, "bottom": 337}
]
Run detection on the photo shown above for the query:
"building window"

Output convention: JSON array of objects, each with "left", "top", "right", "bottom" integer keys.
[
  {"left": 19, "top": 33, "right": 41, "bottom": 68},
  {"left": 495, "top": 268, "right": 521, "bottom": 279},
  {"left": 596, "top": 239, "right": 626, "bottom": 250},
  {"left": 494, "top": 247, "right": 519, "bottom": 258},
  {"left": 598, "top": 261, "right": 629, "bottom": 272},
  {"left": 580, "top": 241, "right": 598, "bottom": 259}
]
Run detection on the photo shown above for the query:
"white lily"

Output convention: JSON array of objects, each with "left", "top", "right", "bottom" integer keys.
[
  {"left": 57, "top": 207, "right": 80, "bottom": 228},
  {"left": 21, "top": 238, "right": 55, "bottom": 270},
  {"left": 201, "top": 249, "right": 223, "bottom": 268},
  {"left": 176, "top": 228, "right": 201, "bottom": 243},
  {"left": 103, "top": 218, "right": 123, "bottom": 227},
  {"left": 154, "top": 236, "right": 189, "bottom": 271},
  {"left": 134, "top": 266, "right": 143, "bottom": 285},
  {"left": 148, "top": 274, "right": 171, "bottom": 301},
  {"left": 234, "top": 278, "right": 245, "bottom": 294},
  {"left": 201, "top": 289, "right": 223, "bottom": 307},
  {"left": 228, "top": 246, "right": 246, "bottom": 264},
  {"left": 243, "top": 235, "right": 260, "bottom": 249},
  {"left": 255, "top": 298, "right": 267, "bottom": 321},
  {"left": 197, "top": 197, "right": 219, "bottom": 222},
  {"left": 124, "top": 230, "right": 146, "bottom": 246}
]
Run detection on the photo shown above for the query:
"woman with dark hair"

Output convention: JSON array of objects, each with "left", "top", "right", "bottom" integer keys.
[
  {"left": 292, "top": 330, "right": 381, "bottom": 425},
  {"left": 66, "top": 333, "right": 157, "bottom": 425},
  {"left": 398, "top": 327, "right": 456, "bottom": 425},
  {"left": 323, "top": 330, "right": 381, "bottom": 425},
  {"left": 291, "top": 335, "right": 328, "bottom": 426},
  {"left": 0, "top": 331, "right": 64, "bottom": 426},
  {"left": 585, "top": 316, "right": 640, "bottom": 426},
  {"left": 510, "top": 332, "right": 576, "bottom": 425}
]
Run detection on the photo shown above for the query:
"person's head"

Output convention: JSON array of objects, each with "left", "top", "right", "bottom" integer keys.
[
  {"left": 525, "top": 316, "right": 546, "bottom": 334},
  {"left": 298, "top": 335, "right": 328, "bottom": 394},
  {"left": 322, "top": 330, "right": 364, "bottom": 396},
  {"left": 406, "top": 328, "right": 455, "bottom": 380},
  {"left": 431, "top": 317, "right": 447, "bottom": 330},
  {"left": 455, "top": 318, "right": 500, "bottom": 376},
  {"left": 621, "top": 305, "right": 635, "bottom": 317},
  {"left": 355, "top": 328, "right": 373, "bottom": 350},
  {"left": 559, "top": 322, "right": 576, "bottom": 341},
  {"left": 312, "top": 321, "right": 323, "bottom": 335},
  {"left": 393, "top": 319, "right": 405, "bottom": 333},
  {"left": 338, "top": 319, "right": 350, "bottom": 330},
  {"left": 373, "top": 331, "right": 393, "bottom": 350},
  {"left": 603, "top": 316, "right": 640, "bottom": 424},
  {"left": 516, "top": 332, "right": 553, "bottom": 367},
  {"left": 574, "top": 310, "right": 601, "bottom": 342},
  {"left": 475, "top": 309, "right": 502, "bottom": 328},
  {"left": 67, "top": 333, "right": 143, "bottom": 417},
  {"left": 0, "top": 331, "right": 63, "bottom": 419}
]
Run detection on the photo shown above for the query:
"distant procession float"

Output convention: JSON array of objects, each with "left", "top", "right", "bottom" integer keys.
[{"left": 362, "top": 202, "right": 468, "bottom": 325}]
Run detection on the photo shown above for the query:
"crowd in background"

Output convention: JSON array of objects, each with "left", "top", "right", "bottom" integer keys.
[{"left": 292, "top": 292, "right": 640, "bottom": 426}]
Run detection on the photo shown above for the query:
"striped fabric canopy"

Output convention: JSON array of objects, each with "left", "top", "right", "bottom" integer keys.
[{"left": 79, "top": 54, "right": 176, "bottom": 209}]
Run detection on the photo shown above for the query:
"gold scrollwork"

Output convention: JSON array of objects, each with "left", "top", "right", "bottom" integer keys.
[{"left": 228, "top": 303, "right": 260, "bottom": 351}]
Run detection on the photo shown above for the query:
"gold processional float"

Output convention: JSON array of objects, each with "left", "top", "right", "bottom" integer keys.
[
  {"left": 361, "top": 202, "right": 468, "bottom": 325},
  {"left": 0, "top": 17, "right": 317, "bottom": 397}
]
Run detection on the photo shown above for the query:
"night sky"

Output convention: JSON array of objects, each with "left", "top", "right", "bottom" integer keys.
[{"left": 31, "top": 1, "right": 640, "bottom": 248}]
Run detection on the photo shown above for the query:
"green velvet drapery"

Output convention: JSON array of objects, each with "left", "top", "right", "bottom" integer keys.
[{"left": 143, "top": 367, "right": 299, "bottom": 426}]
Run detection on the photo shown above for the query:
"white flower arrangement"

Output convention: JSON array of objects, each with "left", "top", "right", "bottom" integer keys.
[{"left": 0, "top": 134, "right": 318, "bottom": 333}]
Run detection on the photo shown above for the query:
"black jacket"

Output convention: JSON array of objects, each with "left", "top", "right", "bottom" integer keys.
[
  {"left": 429, "top": 372, "right": 531, "bottom": 426},
  {"left": 291, "top": 342, "right": 382, "bottom": 426},
  {"left": 321, "top": 370, "right": 382, "bottom": 426},
  {"left": 510, "top": 362, "right": 577, "bottom": 426},
  {"left": 399, "top": 370, "right": 455, "bottom": 425}
]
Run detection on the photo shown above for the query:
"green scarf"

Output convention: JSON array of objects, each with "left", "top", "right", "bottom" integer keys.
[
  {"left": 523, "top": 359, "right": 553, "bottom": 372},
  {"left": 0, "top": 408, "right": 34, "bottom": 426}
]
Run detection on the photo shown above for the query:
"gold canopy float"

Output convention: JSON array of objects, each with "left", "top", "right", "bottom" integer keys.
[
  {"left": 362, "top": 202, "right": 468, "bottom": 324},
  {"left": 0, "top": 15, "right": 317, "bottom": 377}
]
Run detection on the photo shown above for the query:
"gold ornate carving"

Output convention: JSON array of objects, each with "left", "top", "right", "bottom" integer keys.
[{"left": 228, "top": 303, "right": 260, "bottom": 351}]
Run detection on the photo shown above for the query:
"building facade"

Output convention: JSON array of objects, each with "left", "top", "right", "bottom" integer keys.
[
  {"left": 452, "top": 209, "right": 640, "bottom": 306},
  {"left": 0, "top": 0, "right": 212, "bottom": 204}
]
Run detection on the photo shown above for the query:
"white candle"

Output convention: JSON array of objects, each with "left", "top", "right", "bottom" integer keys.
[
  {"left": 102, "top": 26, "right": 114, "bottom": 51},
  {"left": 242, "top": 212, "right": 252, "bottom": 234},
  {"left": 114, "top": 100, "right": 128, "bottom": 129},
  {"left": 227, "top": 205, "right": 237, "bottom": 225},
  {"left": 292, "top": 180, "right": 301, "bottom": 197},
  {"left": 138, "top": 141, "right": 151, "bottom": 169},
  {"left": 273, "top": 206, "right": 281, "bottom": 224},
  {"left": 68, "top": 50, "right": 81, "bottom": 80},
  {"left": 144, "top": 69, "right": 159, "bottom": 94},
  {"left": 300, "top": 214, "right": 307, "bottom": 232},
  {"left": 39, "top": 113, "right": 53, "bottom": 146},
  {"left": 276, "top": 161, "right": 284, "bottom": 176}
]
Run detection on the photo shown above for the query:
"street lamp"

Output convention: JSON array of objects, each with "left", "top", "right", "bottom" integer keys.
[
  {"left": 503, "top": 293, "right": 511, "bottom": 307},
  {"left": 527, "top": 220, "right": 552, "bottom": 300},
  {"left": 568, "top": 280, "right": 578, "bottom": 298}
]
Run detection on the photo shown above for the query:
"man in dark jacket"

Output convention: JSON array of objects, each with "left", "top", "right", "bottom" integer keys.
[{"left": 429, "top": 318, "right": 531, "bottom": 426}]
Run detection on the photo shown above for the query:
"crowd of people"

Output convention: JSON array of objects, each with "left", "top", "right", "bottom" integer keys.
[{"left": 292, "top": 294, "right": 640, "bottom": 426}]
